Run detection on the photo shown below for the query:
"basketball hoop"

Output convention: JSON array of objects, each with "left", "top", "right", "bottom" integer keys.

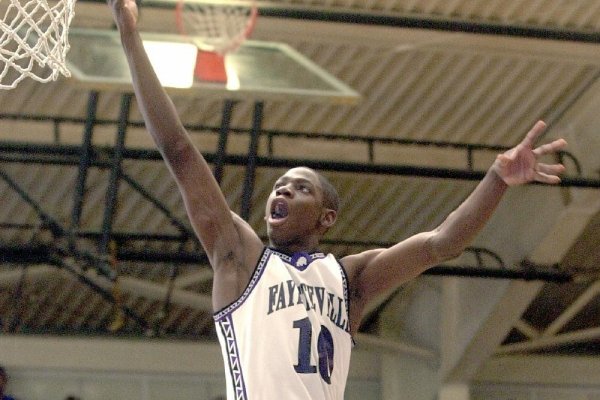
[
  {"left": 175, "top": 0, "right": 257, "bottom": 83},
  {"left": 0, "top": 0, "right": 76, "bottom": 89}
]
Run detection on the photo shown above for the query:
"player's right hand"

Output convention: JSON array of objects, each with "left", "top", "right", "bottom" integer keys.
[{"left": 107, "top": 0, "right": 138, "bottom": 32}]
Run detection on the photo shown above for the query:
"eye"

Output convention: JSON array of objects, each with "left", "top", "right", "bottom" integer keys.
[{"left": 297, "top": 184, "right": 311, "bottom": 193}]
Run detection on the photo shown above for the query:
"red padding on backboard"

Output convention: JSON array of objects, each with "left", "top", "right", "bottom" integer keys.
[{"left": 194, "top": 50, "right": 227, "bottom": 83}]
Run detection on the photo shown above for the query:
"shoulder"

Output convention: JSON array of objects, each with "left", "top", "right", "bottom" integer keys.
[
  {"left": 340, "top": 249, "right": 385, "bottom": 273},
  {"left": 210, "top": 212, "right": 265, "bottom": 310},
  {"left": 340, "top": 248, "right": 384, "bottom": 278},
  {"left": 230, "top": 212, "right": 264, "bottom": 255}
]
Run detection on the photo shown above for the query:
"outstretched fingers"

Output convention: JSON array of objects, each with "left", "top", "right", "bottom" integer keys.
[
  {"left": 533, "top": 138, "right": 568, "bottom": 157},
  {"left": 521, "top": 120, "right": 547, "bottom": 149},
  {"left": 497, "top": 121, "right": 568, "bottom": 186},
  {"left": 534, "top": 170, "right": 562, "bottom": 184},
  {"left": 533, "top": 156, "right": 567, "bottom": 185},
  {"left": 536, "top": 162, "right": 566, "bottom": 176}
]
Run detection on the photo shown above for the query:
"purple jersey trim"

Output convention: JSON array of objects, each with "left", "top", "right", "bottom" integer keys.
[
  {"left": 218, "top": 314, "right": 248, "bottom": 400},
  {"left": 268, "top": 248, "right": 327, "bottom": 271},
  {"left": 213, "top": 247, "right": 270, "bottom": 321},
  {"left": 335, "top": 257, "right": 354, "bottom": 343}
]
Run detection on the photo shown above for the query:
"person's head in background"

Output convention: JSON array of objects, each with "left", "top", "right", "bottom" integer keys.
[{"left": 0, "top": 367, "right": 8, "bottom": 397}]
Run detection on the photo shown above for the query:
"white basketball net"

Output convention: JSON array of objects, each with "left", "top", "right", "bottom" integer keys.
[
  {"left": 0, "top": 0, "right": 76, "bottom": 89},
  {"left": 176, "top": 0, "right": 257, "bottom": 54}
]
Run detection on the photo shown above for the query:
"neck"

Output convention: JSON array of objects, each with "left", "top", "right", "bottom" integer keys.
[{"left": 269, "top": 237, "right": 320, "bottom": 255}]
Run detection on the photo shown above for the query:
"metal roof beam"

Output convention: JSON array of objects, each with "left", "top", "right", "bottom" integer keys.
[
  {"left": 0, "top": 243, "right": 574, "bottom": 283},
  {"left": 73, "top": 0, "right": 600, "bottom": 44},
  {"left": 496, "top": 324, "right": 600, "bottom": 355},
  {"left": 0, "top": 141, "right": 597, "bottom": 188},
  {"left": 254, "top": 5, "right": 600, "bottom": 45},
  {"left": 99, "top": 94, "right": 132, "bottom": 255},
  {"left": 241, "top": 101, "right": 264, "bottom": 221},
  {"left": 70, "top": 91, "right": 99, "bottom": 251},
  {"left": 214, "top": 100, "right": 236, "bottom": 185}
]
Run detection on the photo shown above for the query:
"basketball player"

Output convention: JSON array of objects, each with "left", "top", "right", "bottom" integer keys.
[{"left": 108, "top": 0, "right": 568, "bottom": 398}]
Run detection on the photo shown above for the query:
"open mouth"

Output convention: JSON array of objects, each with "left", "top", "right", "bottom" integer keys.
[{"left": 270, "top": 199, "right": 289, "bottom": 221}]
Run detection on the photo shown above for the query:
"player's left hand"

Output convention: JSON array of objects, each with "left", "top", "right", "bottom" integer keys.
[{"left": 493, "top": 120, "right": 568, "bottom": 186}]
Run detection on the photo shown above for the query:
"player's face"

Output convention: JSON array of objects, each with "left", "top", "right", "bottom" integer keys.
[{"left": 265, "top": 167, "right": 326, "bottom": 249}]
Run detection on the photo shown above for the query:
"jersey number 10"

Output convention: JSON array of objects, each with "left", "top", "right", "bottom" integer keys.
[{"left": 293, "top": 317, "right": 334, "bottom": 384}]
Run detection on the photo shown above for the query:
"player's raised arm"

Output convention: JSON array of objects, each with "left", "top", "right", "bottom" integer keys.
[
  {"left": 107, "top": 0, "right": 263, "bottom": 309},
  {"left": 343, "top": 121, "right": 567, "bottom": 331}
]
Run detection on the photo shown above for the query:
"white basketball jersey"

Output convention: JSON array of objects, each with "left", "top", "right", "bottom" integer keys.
[{"left": 214, "top": 247, "right": 353, "bottom": 400}]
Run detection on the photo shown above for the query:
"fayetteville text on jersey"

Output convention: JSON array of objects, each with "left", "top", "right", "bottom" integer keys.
[{"left": 267, "top": 280, "right": 350, "bottom": 332}]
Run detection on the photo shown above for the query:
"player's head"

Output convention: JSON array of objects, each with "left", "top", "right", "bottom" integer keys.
[
  {"left": 315, "top": 169, "right": 340, "bottom": 214},
  {"left": 265, "top": 166, "right": 339, "bottom": 250}
]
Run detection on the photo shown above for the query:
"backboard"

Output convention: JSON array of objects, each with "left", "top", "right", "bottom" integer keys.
[{"left": 66, "top": 28, "right": 360, "bottom": 105}]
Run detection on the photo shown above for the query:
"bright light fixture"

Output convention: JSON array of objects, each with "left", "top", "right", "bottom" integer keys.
[{"left": 144, "top": 41, "right": 197, "bottom": 88}]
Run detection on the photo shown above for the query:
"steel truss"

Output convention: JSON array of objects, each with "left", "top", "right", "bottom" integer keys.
[{"left": 1, "top": 94, "right": 597, "bottom": 288}]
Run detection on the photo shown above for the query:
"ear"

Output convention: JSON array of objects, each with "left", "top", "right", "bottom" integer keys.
[{"left": 320, "top": 208, "right": 337, "bottom": 229}]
